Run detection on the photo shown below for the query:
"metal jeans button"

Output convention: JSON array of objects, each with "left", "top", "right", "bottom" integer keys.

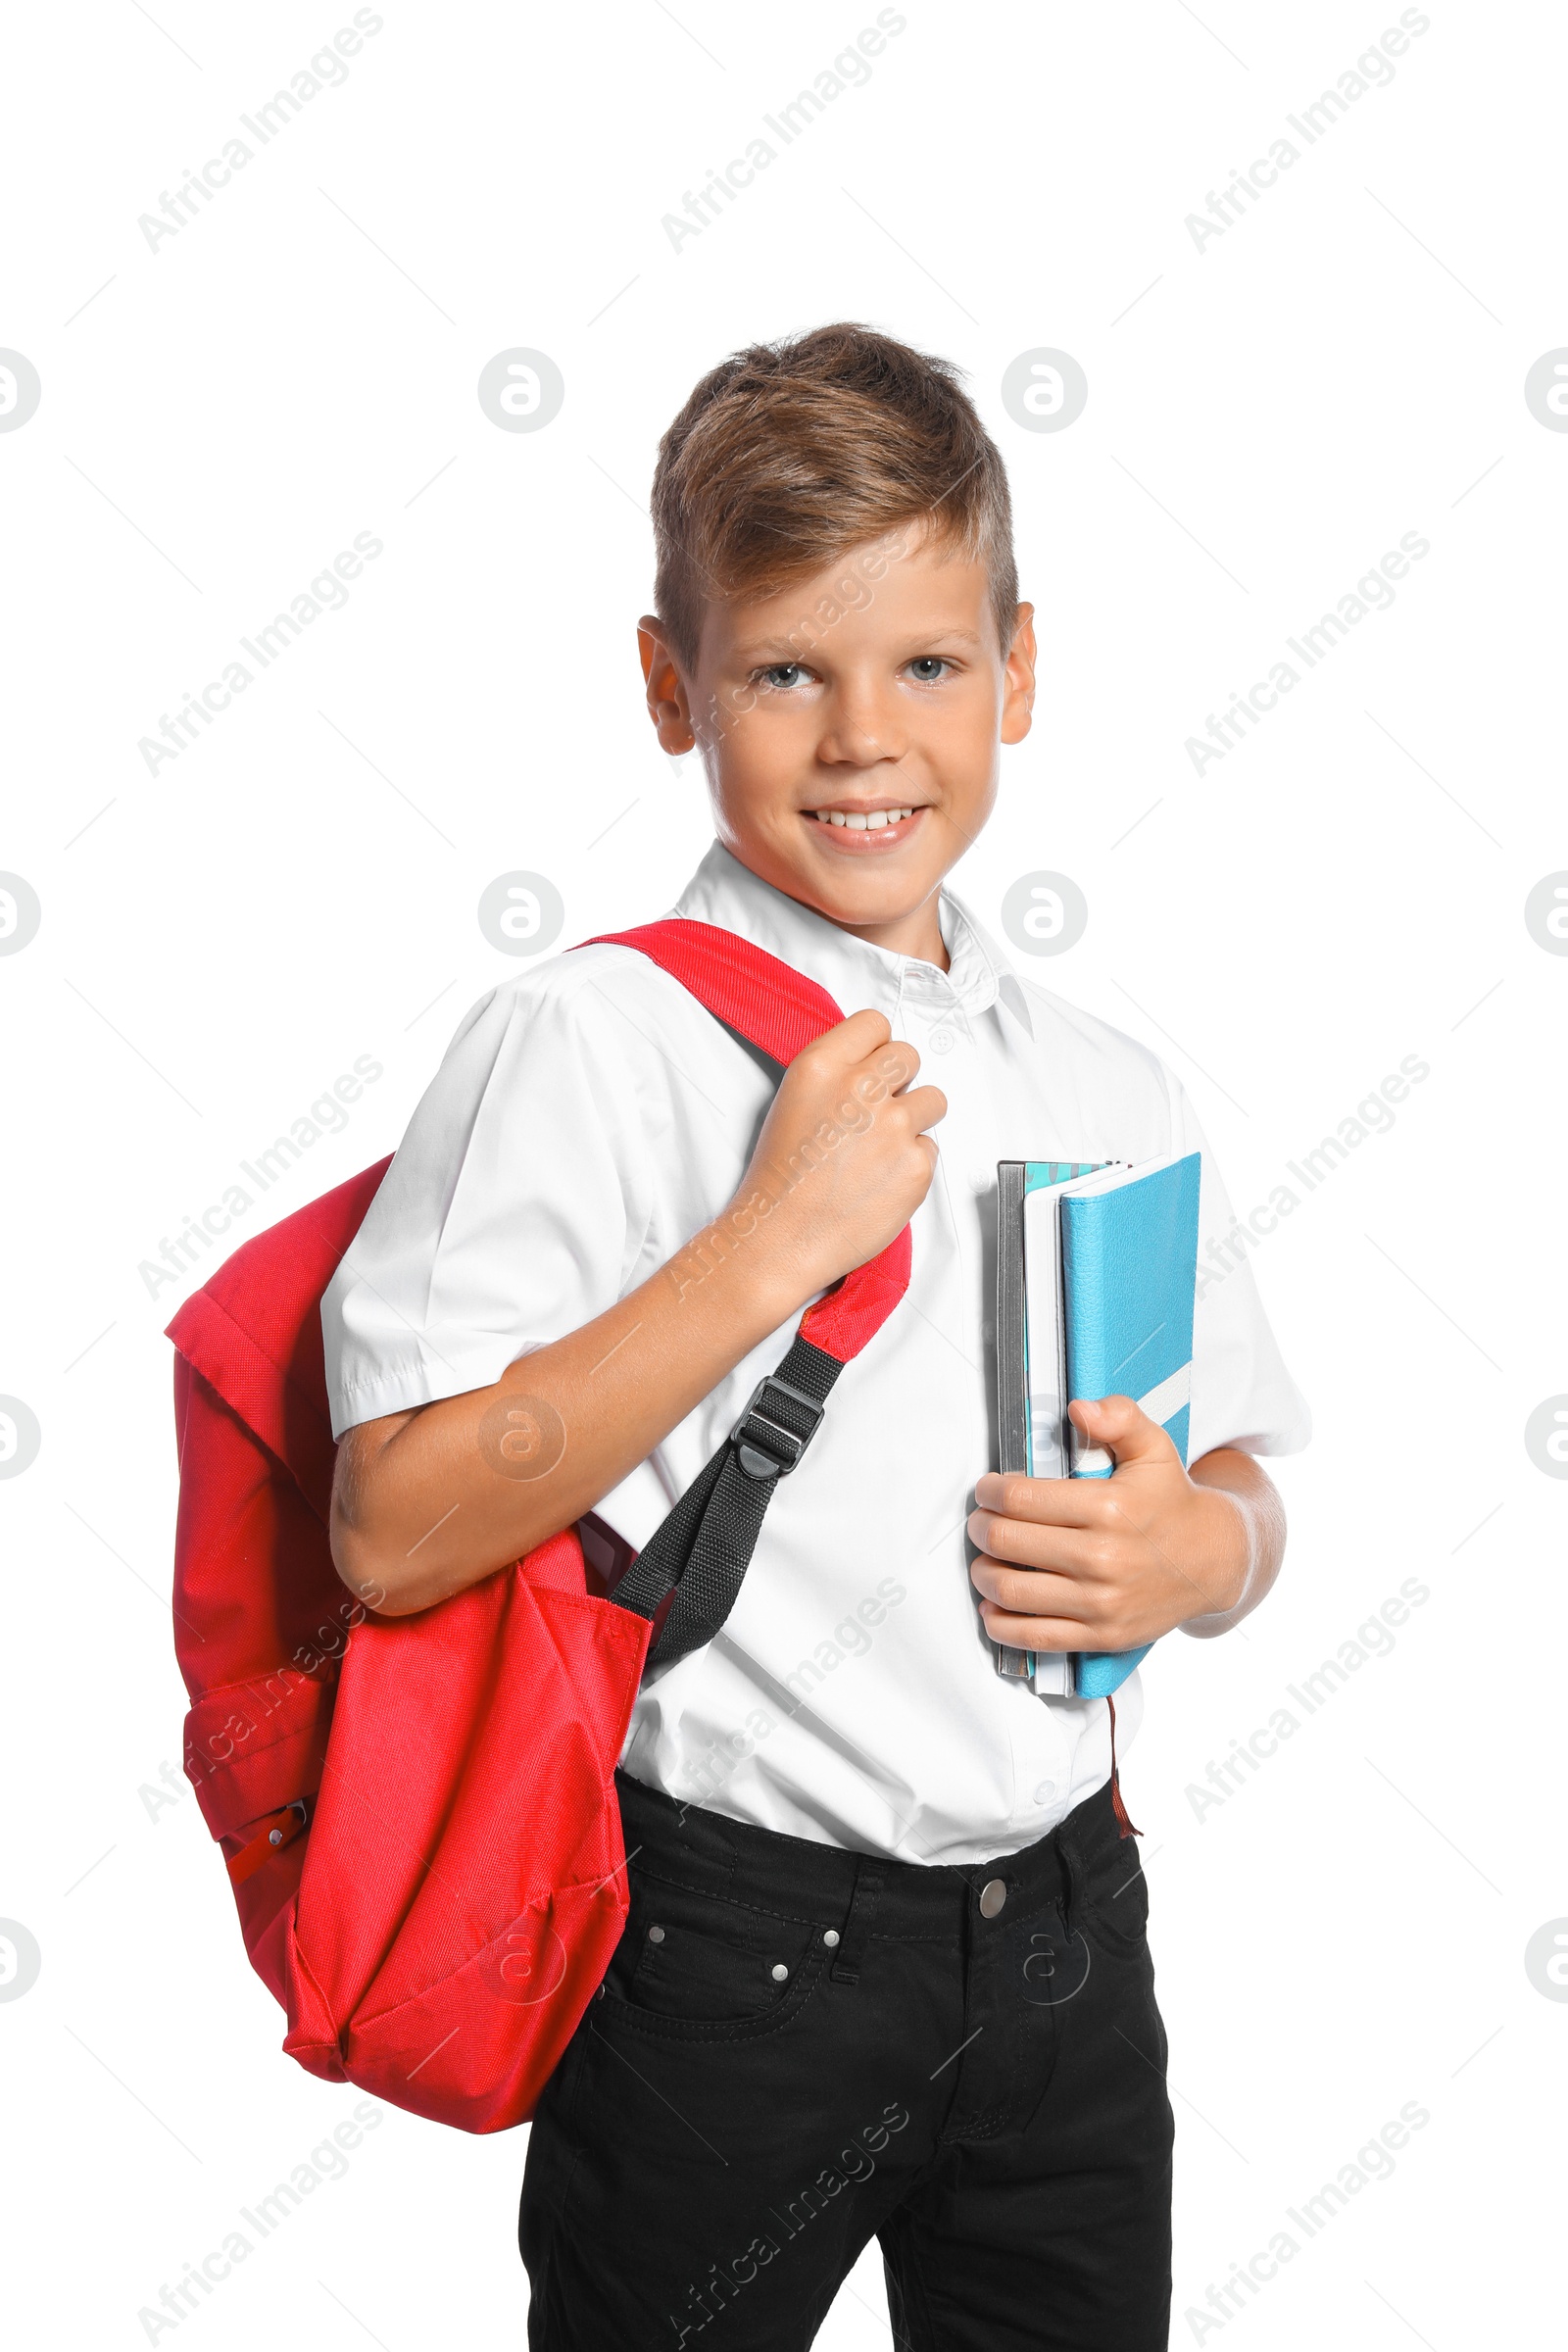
[{"left": 979, "top": 1878, "right": 1007, "bottom": 1919}]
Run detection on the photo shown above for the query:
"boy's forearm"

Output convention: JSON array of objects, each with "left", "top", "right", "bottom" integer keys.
[
  {"left": 330, "top": 1215, "right": 802, "bottom": 1616},
  {"left": 1178, "top": 1447, "right": 1286, "bottom": 1638}
]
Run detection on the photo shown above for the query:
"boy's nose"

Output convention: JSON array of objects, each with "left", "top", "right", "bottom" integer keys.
[{"left": 815, "top": 694, "right": 906, "bottom": 767}]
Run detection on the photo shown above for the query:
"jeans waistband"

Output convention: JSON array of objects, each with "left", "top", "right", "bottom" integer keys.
[{"left": 612, "top": 1770, "right": 1126, "bottom": 1940}]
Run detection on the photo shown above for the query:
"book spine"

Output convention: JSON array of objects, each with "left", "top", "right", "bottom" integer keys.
[{"left": 994, "top": 1163, "right": 1033, "bottom": 1680}]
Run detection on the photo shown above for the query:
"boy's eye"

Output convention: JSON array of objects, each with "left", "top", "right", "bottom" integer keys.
[
  {"left": 906, "top": 657, "right": 950, "bottom": 683},
  {"left": 756, "top": 662, "right": 809, "bottom": 690}
]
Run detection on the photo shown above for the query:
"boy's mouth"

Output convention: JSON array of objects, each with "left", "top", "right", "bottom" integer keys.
[{"left": 806, "top": 802, "right": 927, "bottom": 853}]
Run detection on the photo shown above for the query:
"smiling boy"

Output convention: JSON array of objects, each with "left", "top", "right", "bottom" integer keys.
[{"left": 323, "top": 324, "right": 1308, "bottom": 2350}]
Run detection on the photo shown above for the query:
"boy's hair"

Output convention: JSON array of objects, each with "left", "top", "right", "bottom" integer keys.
[{"left": 651, "top": 322, "right": 1018, "bottom": 672}]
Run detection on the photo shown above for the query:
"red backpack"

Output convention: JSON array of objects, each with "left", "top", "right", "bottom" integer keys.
[{"left": 167, "top": 920, "right": 909, "bottom": 2133}]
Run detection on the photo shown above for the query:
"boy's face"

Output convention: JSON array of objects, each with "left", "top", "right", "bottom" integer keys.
[{"left": 639, "top": 525, "right": 1036, "bottom": 959}]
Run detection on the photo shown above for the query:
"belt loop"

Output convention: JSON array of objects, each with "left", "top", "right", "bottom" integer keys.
[{"left": 829, "top": 1857, "right": 886, "bottom": 1985}]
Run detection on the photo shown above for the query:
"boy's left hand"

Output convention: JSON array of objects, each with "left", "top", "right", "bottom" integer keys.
[{"left": 967, "top": 1396, "right": 1257, "bottom": 1653}]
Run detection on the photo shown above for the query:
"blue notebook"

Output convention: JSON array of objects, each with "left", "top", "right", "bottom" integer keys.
[{"left": 994, "top": 1152, "right": 1201, "bottom": 1699}]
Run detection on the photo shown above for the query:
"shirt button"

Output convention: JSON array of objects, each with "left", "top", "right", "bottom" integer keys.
[
  {"left": 822, "top": 1929, "right": 841, "bottom": 1948},
  {"left": 928, "top": 1026, "right": 955, "bottom": 1054},
  {"left": 1034, "top": 1781, "right": 1057, "bottom": 1804},
  {"left": 771, "top": 1963, "right": 790, "bottom": 1983},
  {"left": 979, "top": 1878, "right": 1007, "bottom": 1919},
  {"left": 646, "top": 1925, "right": 664, "bottom": 1943}
]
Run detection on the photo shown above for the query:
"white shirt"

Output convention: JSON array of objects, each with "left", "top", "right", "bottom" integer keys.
[{"left": 323, "top": 843, "right": 1309, "bottom": 1866}]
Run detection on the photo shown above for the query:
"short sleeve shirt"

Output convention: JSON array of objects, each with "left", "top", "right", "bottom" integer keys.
[{"left": 322, "top": 842, "right": 1310, "bottom": 1866}]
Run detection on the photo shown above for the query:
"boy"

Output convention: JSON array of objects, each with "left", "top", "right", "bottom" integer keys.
[{"left": 323, "top": 324, "right": 1308, "bottom": 2349}]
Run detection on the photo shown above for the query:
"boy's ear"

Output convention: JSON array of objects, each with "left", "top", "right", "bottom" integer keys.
[
  {"left": 637, "top": 615, "right": 697, "bottom": 756},
  {"left": 1000, "top": 603, "right": 1038, "bottom": 746}
]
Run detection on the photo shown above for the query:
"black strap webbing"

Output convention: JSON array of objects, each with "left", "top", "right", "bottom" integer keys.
[{"left": 611, "top": 1335, "right": 842, "bottom": 1672}]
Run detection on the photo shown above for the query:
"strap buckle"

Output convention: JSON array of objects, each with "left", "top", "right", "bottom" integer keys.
[{"left": 730, "top": 1373, "right": 825, "bottom": 1481}]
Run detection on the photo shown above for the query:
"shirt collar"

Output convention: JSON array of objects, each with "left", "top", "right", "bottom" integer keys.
[{"left": 670, "top": 840, "right": 1033, "bottom": 1037}]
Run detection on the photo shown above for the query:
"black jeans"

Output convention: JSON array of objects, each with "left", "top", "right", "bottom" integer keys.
[{"left": 519, "top": 1769, "right": 1173, "bottom": 2350}]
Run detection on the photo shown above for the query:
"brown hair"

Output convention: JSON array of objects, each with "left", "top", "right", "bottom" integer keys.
[{"left": 651, "top": 322, "right": 1018, "bottom": 672}]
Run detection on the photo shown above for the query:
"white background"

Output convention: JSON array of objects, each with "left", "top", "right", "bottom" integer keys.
[{"left": 2, "top": 2, "right": 1564, "bottom": 2344}]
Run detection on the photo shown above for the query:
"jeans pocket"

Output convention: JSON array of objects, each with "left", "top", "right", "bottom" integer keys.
[
  {"left": 607, "top": 1872, "right": 823, "bottom": 2033},
  {"left": 1086, "top": 1849, "right": 1151, "bottom": 1952}
]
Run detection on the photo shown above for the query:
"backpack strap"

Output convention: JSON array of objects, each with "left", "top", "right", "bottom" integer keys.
[{"left": 578, "top": 918, "right": 911, "bottom": 1669}]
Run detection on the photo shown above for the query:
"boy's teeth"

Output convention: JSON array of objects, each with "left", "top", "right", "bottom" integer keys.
[{"left": 814, "top": 808, "right": 913, "bottom": 830}]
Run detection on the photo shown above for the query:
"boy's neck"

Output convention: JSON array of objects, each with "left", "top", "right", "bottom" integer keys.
[
  {"left": 831, "top": 900, "right": 951, "bottom": 972},
  {"left": 723, "top": 843, "right": 953, "bottom": 972},
  {"left": 841, "top": 903, "right": 950, "bottom": 968}
]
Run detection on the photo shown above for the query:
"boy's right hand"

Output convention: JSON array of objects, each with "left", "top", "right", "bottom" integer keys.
[{"left": 726, "top": 1011, "right": 946, "bottom": 1309}]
